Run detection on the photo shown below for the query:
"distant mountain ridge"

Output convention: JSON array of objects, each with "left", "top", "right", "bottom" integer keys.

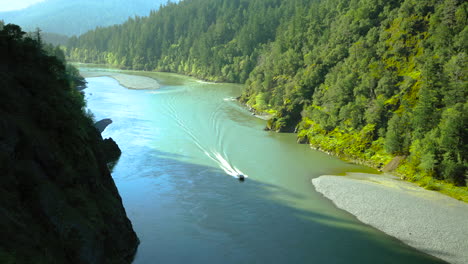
[{"left": 0, "top": 0, "right": 175, "bottom": 36}]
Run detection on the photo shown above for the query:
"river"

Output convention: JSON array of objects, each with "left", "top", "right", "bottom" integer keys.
[{"left": 83, "top": 69, "right": 446, "bottom": 264}]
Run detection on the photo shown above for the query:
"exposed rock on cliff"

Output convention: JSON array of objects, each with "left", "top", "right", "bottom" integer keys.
[
  {"left": 95, "top": 118, "right": 113, "bottom": 133},
  {"left": 0, "top": 24, "right": 138, "bottom": 264},
  {"left": 102, "top": 137, "right": 122, "bottom": 164}
]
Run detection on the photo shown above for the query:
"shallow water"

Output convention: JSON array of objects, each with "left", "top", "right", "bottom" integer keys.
[{"left": 83, "top": 71, "right": 446, "bottom": 264}]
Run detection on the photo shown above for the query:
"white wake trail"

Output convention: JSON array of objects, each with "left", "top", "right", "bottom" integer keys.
[
  {"left": 164, "top": 96, "right": 247, "bottom": 179},
  {"left": 209, "top": 151, "right": 248, "bottom": 179}
]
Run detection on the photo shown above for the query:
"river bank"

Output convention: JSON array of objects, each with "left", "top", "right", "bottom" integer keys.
[
  {"left": 293, "top": 118, "right": 468, "bottom": 203},
  {"left": 84, "top": 68, "right": 467, "bottom": 263},
  {"left": 312, "top": 173, "right": 468, "bottom": 264},
  {"left": 81, "top": 70, "right": 160, "bottom": 90},
  {"left": 79, "top": 71, "right": 447, "bottom": 263},
  {"left": 76, "top": 65, "right": 467, "bottom": 202}
]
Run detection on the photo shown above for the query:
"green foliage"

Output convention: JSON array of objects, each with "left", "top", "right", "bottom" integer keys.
[
  {"left": 0, "top": 24, "right": 137, "bottom": 263},
  {"left": 385, "top": 113, "right": 411, "bottom": 155},
  {"left": 67, "top": 0, "right": 293, "bottom": 83},
  {"left": 67, "top": 0, "right": 467, "bottom": 188},
  {"left": 253, "top": 0, "right": 467, "bottom": 187},
  {"left": 0, "top": 22, "right": 97, "bottom": 173}
]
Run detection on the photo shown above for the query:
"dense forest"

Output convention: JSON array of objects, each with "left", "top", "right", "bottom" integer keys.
[
  {"left": 0, "top": 23, "right": 138, "bottom": 263},
  {"left": 67, "top": 0, "right": 467, "bottom": 194}
]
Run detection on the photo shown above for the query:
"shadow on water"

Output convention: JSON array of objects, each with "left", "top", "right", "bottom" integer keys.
[
  {"left": 84, "top": 75, "right": 447, "bottom": 263},
  {"left": 112, "top": 147, "right": 447, "bottom": 264}
]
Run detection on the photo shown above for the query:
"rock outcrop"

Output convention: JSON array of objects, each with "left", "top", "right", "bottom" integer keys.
[
  {"left": 95, "top": 118, "right": 113, "bottom": 133},
  {"left": 102, "top": 137, "right": 122, "bottom": 164}
]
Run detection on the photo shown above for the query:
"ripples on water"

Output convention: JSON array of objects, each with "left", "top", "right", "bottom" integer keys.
[{"left": 84, "top": 74, "right": 446, "bottom": 264}]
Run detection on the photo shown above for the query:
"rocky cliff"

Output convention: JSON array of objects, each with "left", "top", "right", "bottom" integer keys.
[{"left": 0, "top": 24, "right": 138, "bottom": 264}]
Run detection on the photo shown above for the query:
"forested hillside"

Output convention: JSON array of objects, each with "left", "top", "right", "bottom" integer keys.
[
  {"left": 67, "top": 0, "right": 467, "bottom": 193},
  {"left": 0, "top": 23, "right": 138, "bottom": 263},
  {"left": 67, "top": 0, "right": 294, "bottom": 82}
]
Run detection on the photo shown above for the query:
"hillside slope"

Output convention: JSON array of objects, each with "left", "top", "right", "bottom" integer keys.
[
  {"left": 0, "top": 0, "right": 174, "bottom": 36},
  {"left": 0, "top": 24, "right": 138, "bottom": 263},
  {"left": 66, "top": 0, "right": 467, "bottom": 196}
]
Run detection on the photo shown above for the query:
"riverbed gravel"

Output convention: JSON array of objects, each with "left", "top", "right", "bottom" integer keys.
[
  {"left": 81, "top": 71, "right": 160, "bottom": 89},
  {"left": 312, "top": 173, "right": 468, "bottom": 264}
]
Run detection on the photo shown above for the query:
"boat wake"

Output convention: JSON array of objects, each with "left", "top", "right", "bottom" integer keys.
[
  {"left": 223, "top": 97, "right": 237, "bottom": 102},
  {"left": 163, "top": 95, "right": 247, "bottom": 179},
  {"left": 196, "top": 80, "right": 215, "bottom": 84},
  {"left": 204, "top": 151, "right": 248, "bottom": 179}
]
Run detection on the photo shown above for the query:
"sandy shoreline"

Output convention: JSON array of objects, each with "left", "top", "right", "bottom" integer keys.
[
  {"left": 312, "top": 173, "right": 468, "bottom": 264},
  {"left": 81, "top": 71, "right": 160, "bottom": 90}
]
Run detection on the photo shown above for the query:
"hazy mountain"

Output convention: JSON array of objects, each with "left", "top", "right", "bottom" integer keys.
[
  {"left": 41, "top": 32, "right": 69, "bottom": 45},
  {"left": 0, "top": 0, "right": 175, "bottom": 36}
]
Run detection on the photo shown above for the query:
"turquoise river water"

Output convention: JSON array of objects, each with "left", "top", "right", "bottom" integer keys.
[{"left": 83, "top": 70, "right": 446, "bottom": 264}]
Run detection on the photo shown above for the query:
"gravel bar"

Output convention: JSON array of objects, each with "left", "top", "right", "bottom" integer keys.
[
  {"left": 81, "top": 71, "right": 160, "bottom": 90},
  {"left": 312, "top": 173, "right": 468, "bottom": 264}
]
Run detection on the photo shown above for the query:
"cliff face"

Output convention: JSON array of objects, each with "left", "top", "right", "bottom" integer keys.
[{"left": 0, "top": 24, "right": 138, "bottom": 263}]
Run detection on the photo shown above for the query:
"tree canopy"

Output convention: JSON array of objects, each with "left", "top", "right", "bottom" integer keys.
[{"left": 66, "top": 0, "right": 467, "bottom": 188}]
